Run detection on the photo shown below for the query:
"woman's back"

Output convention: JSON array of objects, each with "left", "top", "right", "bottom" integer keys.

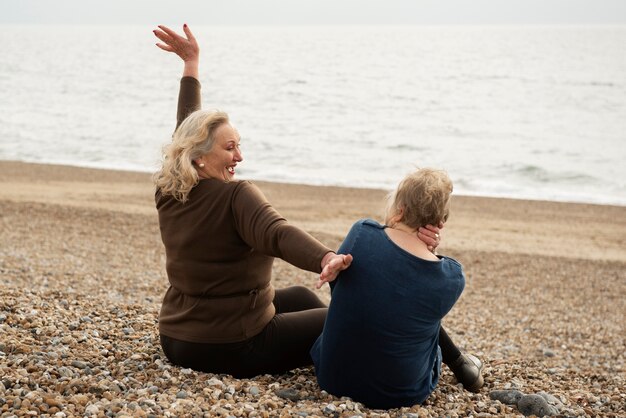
[{"left": 311, "top": 219, "right": 465, "bottom": 409}]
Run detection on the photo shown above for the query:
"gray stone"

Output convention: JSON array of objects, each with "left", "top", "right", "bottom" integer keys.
[
  {"left": 249, "top": 385, "right": 260, "bottom": 396},
  {"left": 543, "top": 349, "right": 556, "bottom": 357},
  {"left": 323, "top": 403, "right": 337, "bottom": 414},
  {"left": 517, "top": 394, "right": 559, "bottom": 417},
  {"left": 176, "top": 390, "right": 187, "bottom": 399},
  {"left": 537, "top": 391, "right": 563, "bottom": 409},
  {"left": 276, "top": 388, "right": 301, "bottom": 401},
  {"left": 71, "top": 360, "right": 89, "bottom": 369},
  {"left": 489, "top": 389, "right": 524, "bottom": 405}
]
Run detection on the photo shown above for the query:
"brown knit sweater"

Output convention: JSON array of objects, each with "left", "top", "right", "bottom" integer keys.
[{"left": 156, "top": 77, "right": 331, "bottom": 343}]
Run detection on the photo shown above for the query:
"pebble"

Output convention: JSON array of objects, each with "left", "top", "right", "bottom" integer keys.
[
  {"left": 71, "top": 360, "right": 89, "bottom": 369},
  {"left": 1, "top": 199, "right": 624, "bottom": 418},
  {"left": 207, "top": 377, "right": 225, "bottom": 388},
  {"left": 84, "top": 404, "right": 100, "bottom": 415},
  {"left": 276, "top": 388, "right": 301, "bottom": 401},
  {"left": 322, "top": 403, "right": 337, "bottom": 414},
  {"left": 489, "top": 389, "right": 523, "bottom": 405},
  {"left": 517, "top": 394, "right": 559, "bottom": 417},
  {"left": 537, "top": 391, "right": 563, "bottom": 409}
]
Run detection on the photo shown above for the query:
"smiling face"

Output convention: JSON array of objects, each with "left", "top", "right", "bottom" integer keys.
[{"left": 196, "top": 123, "right": 243, "bottom": 181}]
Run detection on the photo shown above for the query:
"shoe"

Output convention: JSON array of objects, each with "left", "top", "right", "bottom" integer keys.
[{"left": 450, "top": 353, "right": 484, "bottom": 392}]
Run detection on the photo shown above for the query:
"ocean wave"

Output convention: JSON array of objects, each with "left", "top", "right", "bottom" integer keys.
[
  {"left": 386, "top": 144, "right": 426, "bottom": 152},
  {"left": 509, "top": 164, "right": 598, "bottom": 184}
]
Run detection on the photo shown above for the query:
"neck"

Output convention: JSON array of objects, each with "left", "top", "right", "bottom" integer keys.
[
  {"left": 386, "top": 221, "right": 439, "bottom": 261},
  {"left": 391, "top": 222, "right": 417, "bottom": 235}
]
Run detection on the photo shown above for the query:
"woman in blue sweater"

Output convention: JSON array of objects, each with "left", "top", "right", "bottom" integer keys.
[{"left": 311, "top": 168, "right": 483, "bottom": 409}]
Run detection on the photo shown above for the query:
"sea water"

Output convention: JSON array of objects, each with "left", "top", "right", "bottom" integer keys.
[{"left": 0, "top": 24, "right": 625, "bottom": 205}]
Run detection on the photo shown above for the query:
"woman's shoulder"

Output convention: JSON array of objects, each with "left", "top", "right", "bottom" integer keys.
[
  {"left": 438, "top": 255, "right": 465, "bottom": 274},
  {"left": 196, "top": 178, "right": 253, "bottom": 191},
  {"left": 189, "top": 179, "right": 257, "bottom": 201},
  {"left": 353, "top": 218, "right": 385, "bottom": 229},
  {"left": 439, "top": 254, "right": 462, "bottom": 266}
]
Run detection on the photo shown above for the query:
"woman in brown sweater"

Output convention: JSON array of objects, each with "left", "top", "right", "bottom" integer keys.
[{"left": 151, "top": 24, "right": 442, "bottom": 378}]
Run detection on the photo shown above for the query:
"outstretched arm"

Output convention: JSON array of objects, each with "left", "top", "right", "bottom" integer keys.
[{"left": 153, "top": 24, "right": 201, "bottom": 128}]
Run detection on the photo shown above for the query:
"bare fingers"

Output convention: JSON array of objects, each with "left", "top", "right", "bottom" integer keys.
[
  {"left": 417, "top": 225, "right": 441, "bottom": 249},
  {"left": 182, "top": 23, "right": 197, "bottom": 42},
  {"left": 153, "top": 24, "right": 187, "bottom": 50},
  {"left": 153, "top": 27, "right": 174, "bottom": 50},
  {"left": 316, "top": 254, "right": 353, "bottom": 289}
]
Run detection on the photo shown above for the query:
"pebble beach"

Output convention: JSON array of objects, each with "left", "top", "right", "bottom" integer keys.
[{"left": 0, "top": 161, "right": 624, "bottom": 417}]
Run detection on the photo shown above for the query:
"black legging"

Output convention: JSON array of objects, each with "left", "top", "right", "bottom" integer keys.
[
  {"left": 160, "top": 286, "right": 462, "bottom": 378},
  {"left": 160, "top": 286, "right": 327, "bottom": 378},
  {"left": 439, "top": 325, "right": 462, "bottom": 365}
]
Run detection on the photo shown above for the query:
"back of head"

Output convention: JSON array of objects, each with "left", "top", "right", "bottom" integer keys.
[
  {"left": 153, "top": 109, "right": 230, "bottom": 202},
  {"left": 385, "top": 168, "right": 453, "bottom": 228}
]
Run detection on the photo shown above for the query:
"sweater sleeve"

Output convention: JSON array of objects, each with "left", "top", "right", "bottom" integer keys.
[
  {"left": 231, "top": 181, "right": 331, "bottom": 273},
  {"left": 176, "top": 76, "right": 202, "bottom": 130}
]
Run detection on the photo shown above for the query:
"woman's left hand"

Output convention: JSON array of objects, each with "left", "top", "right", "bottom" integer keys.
[
  {"left": 417, "top": 222, "right": 444, "bottom": 253},
  {"left": 316, "top": 253, "right": 353, "bottom": 289}
]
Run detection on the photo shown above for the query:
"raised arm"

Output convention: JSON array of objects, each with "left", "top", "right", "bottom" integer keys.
[{"left": 153, "top": 24, "right": 201, "bottom": 128}]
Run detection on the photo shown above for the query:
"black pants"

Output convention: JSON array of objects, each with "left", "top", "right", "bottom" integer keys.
[
  {"left": 160, "top": 286, "right": 462, "bottom": 378},
  {"left": 160, "top": 286, "right": 328, "bottom": 378}
]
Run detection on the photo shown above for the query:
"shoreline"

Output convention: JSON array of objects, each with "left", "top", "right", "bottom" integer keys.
[
  {"left": 2, "top": 160, "right": 624, "bottom": 262},
  {"left": 3, "top": 158, "right": 624, "bottom": 208},
  {"left": 1, "top": 160, "right": 625, "bottom": 416}
]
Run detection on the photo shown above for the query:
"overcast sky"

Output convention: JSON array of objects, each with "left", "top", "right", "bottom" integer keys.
[{"left": 1, "top": 0, "right": 625, "bottom": 25}]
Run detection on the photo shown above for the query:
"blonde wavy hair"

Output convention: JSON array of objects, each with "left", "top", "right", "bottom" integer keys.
[
  {"left": 153, "top": 109, "right": 230, "bottom": 203},
  {"left": 385, "top": 168, "right": 453, "bottom": 228}
]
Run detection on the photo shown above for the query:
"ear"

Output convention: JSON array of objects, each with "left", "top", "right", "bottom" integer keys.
[
  {"left": 395, "top": 206, "right": 405, "bottom": 221},
  {"left": 389, "top": 207, "right": 404, "bottom": 225}
]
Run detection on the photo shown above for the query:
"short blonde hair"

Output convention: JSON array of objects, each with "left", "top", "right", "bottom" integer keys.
[
  {"left": 153, "top": 109, "right": 230, "bottom": 203},
  {"left": 385, "top": 168, "right": 453, "bottom": 228}
]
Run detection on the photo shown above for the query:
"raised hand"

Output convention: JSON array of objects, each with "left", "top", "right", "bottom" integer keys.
[{"left": 153, "top": 24, "right": 199, "bottom": 78}]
